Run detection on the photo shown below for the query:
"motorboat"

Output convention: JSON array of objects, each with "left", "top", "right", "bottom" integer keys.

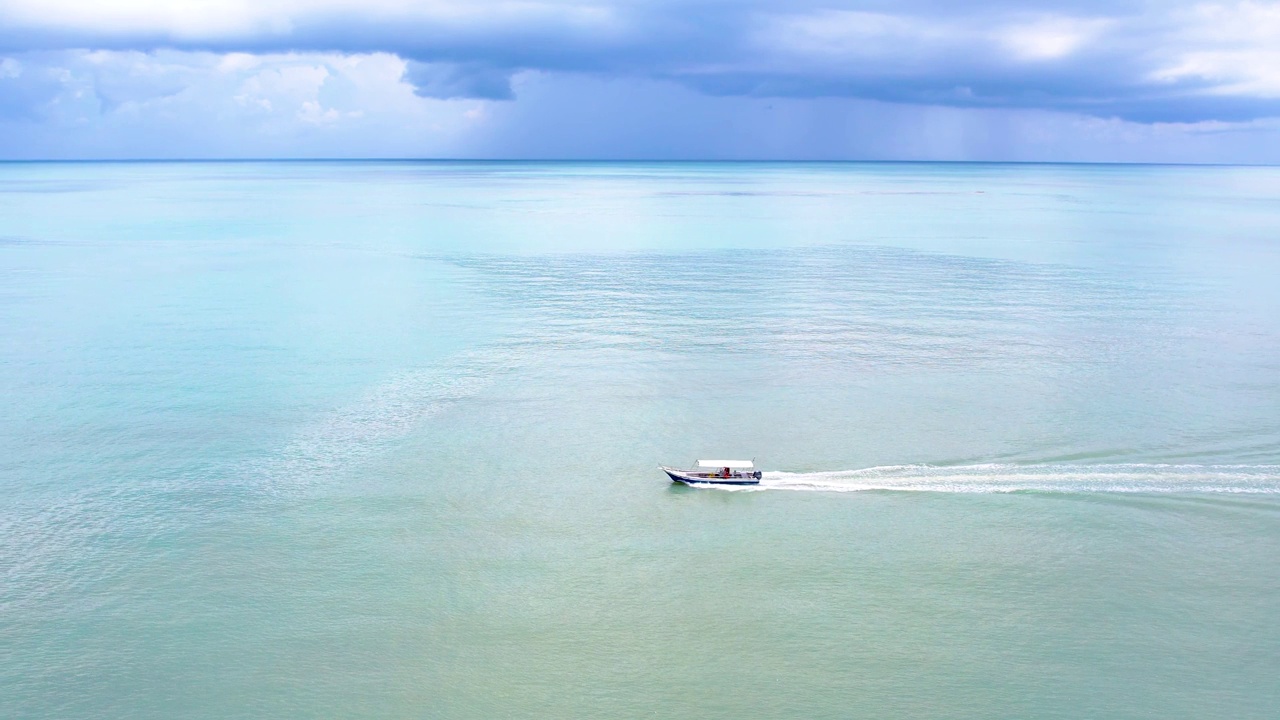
[{"left": 660, "top": 459, "right": 762, "bottom": 486}]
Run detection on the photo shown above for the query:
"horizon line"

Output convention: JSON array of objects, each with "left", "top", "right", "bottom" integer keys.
[{"left": 0, "top": 157, "right": 1276, "bottom": 168}]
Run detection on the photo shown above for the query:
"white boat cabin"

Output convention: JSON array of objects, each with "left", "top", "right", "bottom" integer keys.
[
  {"left": 660, "top": 459, "right": 761, "bottom": 484},
  {"left": 692, "top": 459, "right": 755, "bottom": 478}
]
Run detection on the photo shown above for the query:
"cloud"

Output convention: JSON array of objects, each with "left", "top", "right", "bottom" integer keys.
[
  {"left": 460, "top": 71, "right": 1280, "bottom": 164},
  {"left": 403, "top": 61, "right": 514, "bottom": 100},
  {"left": 0, "top": 49, "right": 492, "bottom": 158},
  {"left": 81, "top": 50, "right": 193, "bottom": 111},
  {"left": 997, "top": 17, "right": 1111, "bottom": 62},
  {"left": 1149, "top": 3, "right": 1280, "bottom": 99},
  {"left": 3, "top": 49, "right": 1280, "bottom": 162},
  {"left": 1, "top": 1, "right": 1279, "bottom": 121},
  {"left": 0, "top": 56, "right": 71, "bottom": 119},
  {"left": 1, "top": 1, "right": 1280, "bottom": 161}
]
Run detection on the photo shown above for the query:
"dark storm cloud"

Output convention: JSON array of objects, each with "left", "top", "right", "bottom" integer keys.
[{"left": 403, "top": 62, "right": 515, "bottom": 100}]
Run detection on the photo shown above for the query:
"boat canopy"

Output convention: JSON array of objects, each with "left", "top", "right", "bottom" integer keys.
[{"left": 696, "top": 459, "right": 754, "bottom": 469}]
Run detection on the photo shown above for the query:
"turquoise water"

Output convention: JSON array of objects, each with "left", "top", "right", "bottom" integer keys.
[{"left": 2, "top": 161, "right": 1279, "bottom": 718}]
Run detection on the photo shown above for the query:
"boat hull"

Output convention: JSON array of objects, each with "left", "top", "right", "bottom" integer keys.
[{"left": 663, "top": 469, "right": 760, "bottom": 486}]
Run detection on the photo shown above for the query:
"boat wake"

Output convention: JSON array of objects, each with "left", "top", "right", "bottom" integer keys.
[
  {"left": 702, "top": 463, "right": 1280, "bottom": 494},
  {"left": 251, "top": 344, "right": 525, "bottom": 494}
]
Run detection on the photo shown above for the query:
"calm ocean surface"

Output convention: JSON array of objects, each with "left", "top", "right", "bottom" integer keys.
[{"left": 2, "top": 161, "right": 1278, "bottom": 718}]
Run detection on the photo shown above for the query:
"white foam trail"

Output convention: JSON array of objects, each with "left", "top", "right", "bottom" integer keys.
[
  {"left": 251, "top": 345, "right": 522, "bottom": 493},
  {"left": 700, "top": 464, "right": 1280, "bottom": 494}
]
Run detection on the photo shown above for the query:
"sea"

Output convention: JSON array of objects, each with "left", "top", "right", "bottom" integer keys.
[{"left": 1, "top": 161, "right": 1278, "bottom": 718}]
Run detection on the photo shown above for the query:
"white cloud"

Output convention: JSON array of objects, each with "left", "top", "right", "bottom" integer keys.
[
  {"left": 1154, "top": 50, "right": 1280, "bottom": 96},
  {"left": 754, "top": 10, "right": 958, "bottom": 67},
  {"left": 1178, "top": 0, "right": 1280, "bottom": 43},
  {"left": 762, "top": 11, "right": 946, "bottom": 55},
  {"left": 237, "top": 63, "right": 330, "bottom": 109},
  {"left": 1, "top": 0, "right": 288, "bottom": 39},
  {"left": 1149, "top": 2, "right": 1280, "bottom": 97},
  {"left": 297, "top": 99, "right": 339, "bottom": 124},
  {"left": 218, "top": 53, "right": 264, "bottom": 74},
  {"left": 0, "top": 0, "right": 621, "bottom": 41},
  {"left": 997, "top": 17, "right": 1110, "bottom": 62},
  {"left": 757, "top": 10, "right": 1114, "bottom": 64},
  {"left": 0, "top": 49, "right": 493, "bottom": 156}
]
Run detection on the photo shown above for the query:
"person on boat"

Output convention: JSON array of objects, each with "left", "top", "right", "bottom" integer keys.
[{"left": 722, "top": 467, "right": 731, "bottom": 478}]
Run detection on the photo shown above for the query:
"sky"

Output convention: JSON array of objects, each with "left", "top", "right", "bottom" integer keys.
[{"left": 1, "top": 1, "right": 1279, "bottom": 161}]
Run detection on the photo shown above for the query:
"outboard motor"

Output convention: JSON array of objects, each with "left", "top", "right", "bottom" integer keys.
[{"left": 753, "top": 470, "right": 763, "bottom": 480}]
